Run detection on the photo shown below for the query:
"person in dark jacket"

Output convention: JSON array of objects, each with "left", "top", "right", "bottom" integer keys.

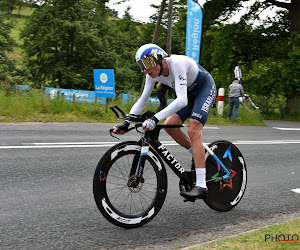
[{"left": 156, "top": 82, "right": 171, "bottom": 112}]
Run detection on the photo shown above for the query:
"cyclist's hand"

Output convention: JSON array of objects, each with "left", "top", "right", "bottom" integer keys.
[
  {"left": 142, "top": 116, "right": 159, "bottom": 131},
  {"left": 113, "top": 121, "right": 130, "bottom": 134}
]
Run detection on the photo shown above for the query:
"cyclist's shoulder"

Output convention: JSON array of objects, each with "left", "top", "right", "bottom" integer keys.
[
  {"left": 168, "top": 54, "right": 194, "bottom": 63},
  {"left": 168, "top": 55, "right": 197, "bottom": 72}
]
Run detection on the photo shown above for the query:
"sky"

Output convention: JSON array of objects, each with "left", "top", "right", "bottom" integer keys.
[
  {"left": 106, "top": 0, "right": 205, "bottom": 23},
  {"left": 106, "top": 0, "right": 280, "bottom": 24}
]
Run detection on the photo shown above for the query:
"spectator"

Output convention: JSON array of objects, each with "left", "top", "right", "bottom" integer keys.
[
  {"left": 228, "top": 78, "right": 244, "bottom": 120},
  {"left": 156, "top": 82, "right": 171, "bottom": 112}
]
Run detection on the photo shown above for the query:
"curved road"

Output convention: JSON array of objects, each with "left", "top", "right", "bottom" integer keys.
[{"left": 0, "top": 120, "right": 299, "bottom": 249}]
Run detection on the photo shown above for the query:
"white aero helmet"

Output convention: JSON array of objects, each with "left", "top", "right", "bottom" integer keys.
[{"left": 135, "top": 43, "right": 168, "bottom": 71}]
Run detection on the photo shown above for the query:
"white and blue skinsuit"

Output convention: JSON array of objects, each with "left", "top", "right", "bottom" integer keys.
[{"left": 130, "top": 55, "right": 216, "bottom": 125}]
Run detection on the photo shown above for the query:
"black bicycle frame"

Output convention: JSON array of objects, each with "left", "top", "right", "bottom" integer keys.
[{"left": 135, "top": 125, "right": 194, "bottom": 189}]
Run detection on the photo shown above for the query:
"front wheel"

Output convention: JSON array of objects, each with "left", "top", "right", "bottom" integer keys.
[
  {"left": 93, "top": 141, "right": 167, "bottom": 228},
  {"left": 204, "top": 140, "right": 247, "bottom": 212}
]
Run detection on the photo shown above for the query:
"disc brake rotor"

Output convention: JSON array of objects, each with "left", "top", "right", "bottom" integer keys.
[{"left": 127, "top": 175, "right": 144, "bottom": 192}]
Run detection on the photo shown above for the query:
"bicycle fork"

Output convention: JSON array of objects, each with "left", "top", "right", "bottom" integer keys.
[{"left": 128, "top": 138, "right": 149, "bottom": 186}]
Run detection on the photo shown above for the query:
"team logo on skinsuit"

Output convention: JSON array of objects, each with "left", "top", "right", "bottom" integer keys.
[
  {"left": 192, "top": 112, "right": 202, "bottom": 119},
  {"left": 179, "top": 75, "right": 187, "bottom": 81},
  {"left": 170, "top": 81, "right": 175, "bottom": 88},
  {"left": 201, "top": 88, "right": 216, "bottom": 113},
  {"left": 179, "top": 75, "right": 187, "bottom": 86}
]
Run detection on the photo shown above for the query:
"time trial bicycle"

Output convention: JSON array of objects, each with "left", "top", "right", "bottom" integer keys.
[{"left": 93, "top": 106, "right": 247, "bottom": 228}]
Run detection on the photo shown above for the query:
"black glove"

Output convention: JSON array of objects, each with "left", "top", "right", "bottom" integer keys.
[{"left": 113, "top": 120, "right": 130, "bottom": 133}]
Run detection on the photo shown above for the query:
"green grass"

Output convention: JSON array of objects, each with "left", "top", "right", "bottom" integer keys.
[
  {"left": 0, "top": 89, "right": 265, "bottom": 125},
  {"left": 207, "top": 104, "right": 264, "bottom": 126},
  {"left": 196, "top": 218, "right": 300, "bottom": 250},
  {"left": 0, "top": 89, "right": 156, "bottom": 123},
  {"left": 10, "top": 7, "right": 33, "bottom": 43},
  {"left": 6, "top": 7, "right": 33, "bottom": 65},
  {"left": 0, "top": 90, "right": 115, "bottom": 123}
]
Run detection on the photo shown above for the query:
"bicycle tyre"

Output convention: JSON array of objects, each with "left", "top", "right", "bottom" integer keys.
[
  {"left": 204, "top": 140, "right": 247, "bottom": 212},
  {"left": 93, "top": 141, "right": 168, "bottom": 228}
]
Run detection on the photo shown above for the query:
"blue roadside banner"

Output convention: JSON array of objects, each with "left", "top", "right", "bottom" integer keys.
[
  {"left": 93, "top": 69, "right": 115, "bottom": 98},
  {"left": 15, "top": 84, "right": 30, "bottom": 91},
  {"left": 185, "top": 0, "right": 203, "bottom": 62},
  {"left": 44, "top": 87, "right": 106, "bottom": 104}
]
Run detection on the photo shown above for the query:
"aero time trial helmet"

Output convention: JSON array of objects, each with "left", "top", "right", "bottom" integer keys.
[{"left": 135, "top": 44, "right": 168, "bottom": 71}]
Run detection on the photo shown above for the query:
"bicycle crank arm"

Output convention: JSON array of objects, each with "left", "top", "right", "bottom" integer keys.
[
  {"left": 206, "top": 177, "right": 223, "bottom": 183},
  {"left": 203, "top": 143, "right": 231, "bottom": 180}
]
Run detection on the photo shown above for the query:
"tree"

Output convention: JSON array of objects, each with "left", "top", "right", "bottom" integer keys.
[
  {"left": 264, "top": 0, "right": 300, "bottom": 47},
  {"left": 148, "top": 0, "right": 185, "bottom": 53},
  {"left": 21, "top": 0, "right": 113, "bottom": 89},
  {"left": 0, "top": 0, "right": 23, "bottom": 15},
  {"left": 106, "top": 7, "right": 144, "bottom": 92},
  {"left": 171, "top": 0, "right": 188, "bottom": 55},
  {"left": 200, "top": 0, "right": 300, "bottom": 115},
  {"left": 21, "top": 0, "right": 145, "bottom": 93},
  {"left": 0, "top": 10, "right": 16, "bottom": 91}
]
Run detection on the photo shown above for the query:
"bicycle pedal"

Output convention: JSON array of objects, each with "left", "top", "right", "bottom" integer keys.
[{"left": 184, "top": 198, "right": 195, "bottom": 202}]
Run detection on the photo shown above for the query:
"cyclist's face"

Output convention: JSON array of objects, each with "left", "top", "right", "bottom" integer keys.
[{"left": 144, "top": 64, "right": 160, "bottom": 78}]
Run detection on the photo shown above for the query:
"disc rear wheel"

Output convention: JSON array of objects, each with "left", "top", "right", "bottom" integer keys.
[{"left": 204, "top": 140, "right": 247, "bottom": 211}]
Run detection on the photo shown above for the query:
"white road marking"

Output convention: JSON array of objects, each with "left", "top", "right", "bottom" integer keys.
[
  {"left": 1, "top": 140, "right": 300, "bottom": 149},
  {"left": 178, "top": 126, "right": 219, "bottom": 129},
  {"left": 31, "top": 142, "right": 117, "bottom": 145},
  {"left": 0, "top": 145, "right": 113, "bottom": 149},
  {"left": 182, "top": 125, "right": 219, "bottom": 129},
  {"left": 291, "top": 188, "right": 300, "bottom": 194},
  {"left": 273, "top": 127, "right": 300, "bottom": 131},
  {"left": 233, "top": 140, "right": 300, "bottom": 144},
  {"left": 0, "top": 141, "right": 178, "bottom": 149},
  {"left": 31, "top": 141, "right": 178, "bottom": 145}
]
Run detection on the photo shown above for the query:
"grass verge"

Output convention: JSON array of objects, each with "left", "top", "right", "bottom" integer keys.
[
  {"left": 194, "top": 218, "right": 300, "bottom": 250},
  {"left": 0, "top": 90, "right": 265, "bottom": 125}
]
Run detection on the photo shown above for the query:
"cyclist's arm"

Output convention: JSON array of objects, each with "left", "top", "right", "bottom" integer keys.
[
  {"left": 129, "top": 77, "right": 156, "bottom": 115},
  {"left": 155, "top": 63, "right": 188, "bottom": 121}
]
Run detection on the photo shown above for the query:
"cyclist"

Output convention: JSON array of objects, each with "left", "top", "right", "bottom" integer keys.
[{"left": 113, "top": 44, "right": 216, "bottom": 199}]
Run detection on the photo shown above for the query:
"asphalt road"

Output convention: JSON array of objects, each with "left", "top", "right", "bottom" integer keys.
[{"left": 0, "top": 120, "right": 299, "bottom": 249}]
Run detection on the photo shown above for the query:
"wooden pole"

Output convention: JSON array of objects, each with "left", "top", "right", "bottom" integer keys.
[
  {"left": 140, "top": 0, "right": 167, "bottom": 95},
  {"left": 166, "top": 0, "right": 174, "bottom": 55},
  {"left": 153, "top": 0, "right": 166, "bottom": 44}
]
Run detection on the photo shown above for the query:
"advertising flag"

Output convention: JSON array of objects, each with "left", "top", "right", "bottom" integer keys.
[{"left": 185, "top": 0, "right": 203, "bottom": 62}]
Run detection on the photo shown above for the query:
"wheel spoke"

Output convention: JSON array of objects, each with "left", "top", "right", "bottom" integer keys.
[{"left": 93, "top": 142, "right": 167, "bottom": 227}]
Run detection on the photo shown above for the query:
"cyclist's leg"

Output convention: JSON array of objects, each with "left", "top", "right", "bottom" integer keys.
[
  {"left": 180, "top": 75, "right": 216, "bottom": 199},
  {"left": 188, "top": 119, "right": 205, "bottom": 168},
  {"left": 188, "top": 119, "right": 207, "bottom": 190},
  {"left": 188, "top": 74, "right": 216, "bottom": 169},
  {"left": 164, "top": 111, "right": 192, "bottom": 150}
]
